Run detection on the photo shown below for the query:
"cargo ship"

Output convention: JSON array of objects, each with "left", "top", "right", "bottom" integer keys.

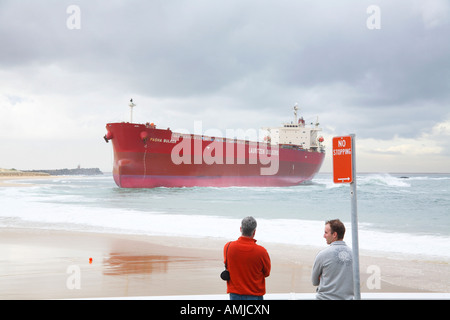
[{"left": 104, "top": 101, "right": 325, "bottom": 188}]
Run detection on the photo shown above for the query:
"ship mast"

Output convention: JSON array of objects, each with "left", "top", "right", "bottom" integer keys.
[
  {"left": 129, "top": 99, "right": 136, "bottom": 123},
  {"left": 293, "top": 102, "right": 299, "bottom": 124}
]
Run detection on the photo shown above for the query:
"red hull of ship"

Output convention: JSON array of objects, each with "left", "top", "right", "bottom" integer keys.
[{"left": 106, "top": 122, "right": 325, "bottom": 188}]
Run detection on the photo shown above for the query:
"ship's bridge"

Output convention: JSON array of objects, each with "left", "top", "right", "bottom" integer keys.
[{"left": 262, "top": 105, "right": 324, "bottom": 151}]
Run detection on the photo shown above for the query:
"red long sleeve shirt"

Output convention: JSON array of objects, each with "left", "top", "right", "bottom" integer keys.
[{"left": 224, "top": 236, "right": 271, "bottom": 296}]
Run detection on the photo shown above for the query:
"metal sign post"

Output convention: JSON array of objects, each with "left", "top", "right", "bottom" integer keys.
[
  {"left": 332, "top": 134, "right": 361, "bottom": 300},
  {"left": 349, "top": 134, "right": 361, "bottom": 300}
]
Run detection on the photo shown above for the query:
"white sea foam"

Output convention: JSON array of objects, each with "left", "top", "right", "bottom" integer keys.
[
  {"left": 1, "top": 174, "right": 449, "bottom": 261},
  {"left": 358, "top": 174, "right": 411, "bottom": 187},
  {"left": 1, "top": 196, "right": 449, "bottom": 260}
]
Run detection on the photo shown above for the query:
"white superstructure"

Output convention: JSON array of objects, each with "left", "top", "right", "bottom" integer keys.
[{"left": 263, "top": 104, "right": 324, "bottom": 151}]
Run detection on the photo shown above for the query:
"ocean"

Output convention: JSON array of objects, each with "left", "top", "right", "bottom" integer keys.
[{"left": 1, "top": 173, "right": 449, "bottom": 261}]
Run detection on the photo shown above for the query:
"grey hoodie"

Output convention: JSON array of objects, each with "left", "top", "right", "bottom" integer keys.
[{"left": 311, "top": 241, "right": 354, "bottom": 300}]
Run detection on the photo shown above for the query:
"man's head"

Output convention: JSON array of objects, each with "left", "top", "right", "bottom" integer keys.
[
  {"left": 240, "top": 216, "right": 257, "bottom": 238},
  {"left": 324, "top": 219, "right": 346, "bottom": 244}
]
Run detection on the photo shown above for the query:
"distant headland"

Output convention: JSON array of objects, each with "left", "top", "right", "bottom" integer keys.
[{"left": 0, "top": 167, "right": 103, "bottom": 176}]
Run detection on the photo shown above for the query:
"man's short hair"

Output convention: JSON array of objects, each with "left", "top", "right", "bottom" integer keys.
[
  {"left": 326, "top": 219, "right": 346, "bottom": 240},
  {"left": 241, "top": 216, "right": 257, "bottom": 236}
]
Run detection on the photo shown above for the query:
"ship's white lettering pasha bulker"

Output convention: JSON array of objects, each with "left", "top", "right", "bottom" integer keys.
[{"left": 170, "top": 121, "right": 279, "bottom": 175}]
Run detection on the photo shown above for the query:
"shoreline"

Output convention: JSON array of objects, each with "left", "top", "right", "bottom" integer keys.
[
  {"left": 1, "top": 175, "right": 449, "bottom": 299},
  {"left": 0, "top": 227, "right": 448, "bottom": 299},
  {"left": 0, "top": 174, "right": 56, "bottom": 187},
  {"left": 0, "top": 172, "right": 103, "bottom": 187}
]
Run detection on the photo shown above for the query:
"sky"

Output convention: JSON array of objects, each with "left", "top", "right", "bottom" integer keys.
[{"left": 1, "top": 0, "right": 449, "bottom": 173}]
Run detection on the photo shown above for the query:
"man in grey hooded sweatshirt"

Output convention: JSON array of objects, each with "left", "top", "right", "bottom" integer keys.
[{"left": 312, "top": 219, "right": 354, "bottom": 300}]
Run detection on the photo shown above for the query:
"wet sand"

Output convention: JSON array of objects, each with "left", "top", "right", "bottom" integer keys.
[
  {"left": 0, "top": 228, "right": 448, "bottom": 300},
  {"left": 1, "top": 175, "right": 448, "bottom": 299}
]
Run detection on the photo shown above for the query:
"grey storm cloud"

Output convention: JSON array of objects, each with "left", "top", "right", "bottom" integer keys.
[{"left": 1, "top": 0, "right": 449, "bottom": 141}]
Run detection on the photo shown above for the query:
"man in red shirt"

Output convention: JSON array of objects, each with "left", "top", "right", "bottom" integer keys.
[{"left": 224, "top": 216, "right": 271, "bottom": 300}]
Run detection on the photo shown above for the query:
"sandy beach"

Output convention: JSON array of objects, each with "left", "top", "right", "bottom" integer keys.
[
  {"left": 0, "top": 173, "right": 53, "bottom": 187},
  {"left": 0, "top": 227, "right": 448, "bottom": 300},
  {"left": 0, "top": 175, "right": 449, "bottom": 300}
]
